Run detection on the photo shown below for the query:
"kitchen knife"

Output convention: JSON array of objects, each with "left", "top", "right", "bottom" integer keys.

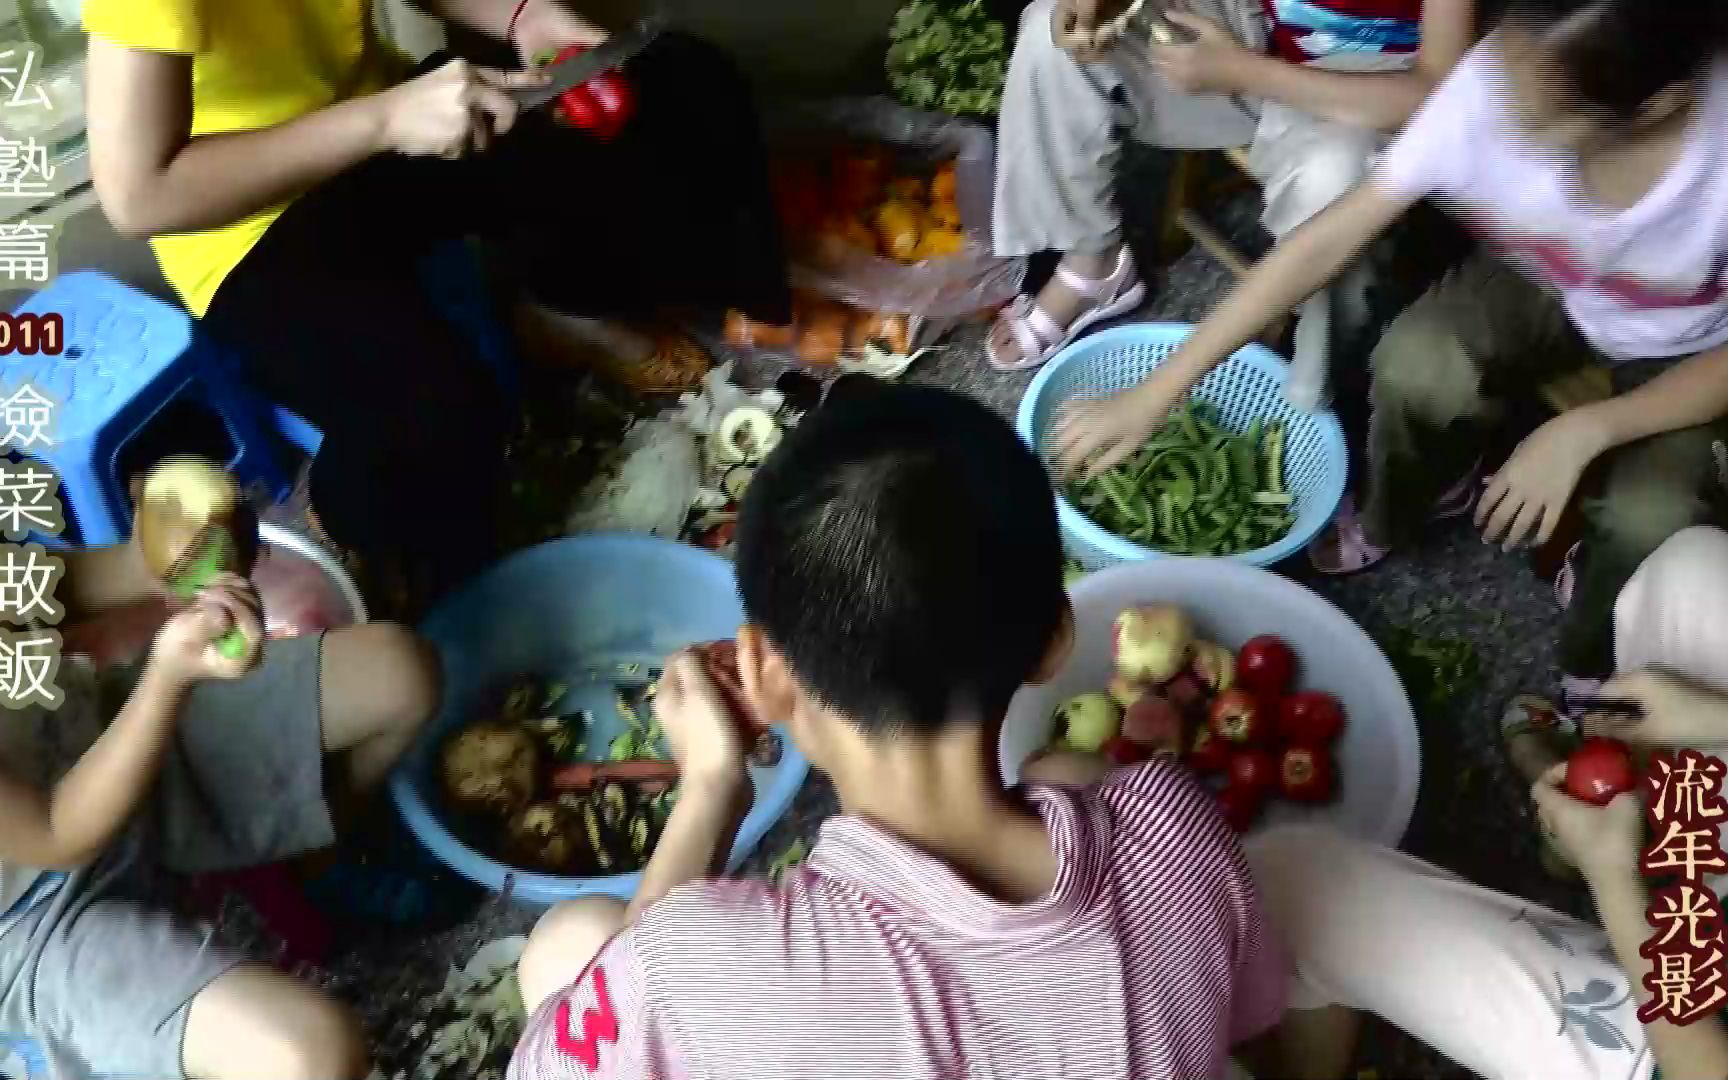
[{"left": 511, "top": 14, "right": 667, "bottom": 111}]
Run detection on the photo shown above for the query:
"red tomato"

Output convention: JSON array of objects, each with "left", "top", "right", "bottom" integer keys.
[
  {"left": 1277, "top": 691, "right": 1346, "bottom": 747},
  {"left": 1208, "top": 689, "right": 1268, "bottom": 745},
  {"left": 1216, "top": 783, "right": 1264, "bottom": 832},
  {"left": 1227, "top": 746, "right": 1279, "bottom": 794},
  {"left": 1563, "top": 738, "right": 1636, "bottom": 806},
  {"left": 1278, "top": 745, "right": 1338, "bottom": 803},
  {"left": 1237, "top": 635, "right": 1296, "bottom": 696},
  {"left": 1186, "top": 726, "right": 1231, "bottom": 775}
]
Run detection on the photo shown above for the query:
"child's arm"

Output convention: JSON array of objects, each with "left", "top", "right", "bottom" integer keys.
[
  {"left": 1056, "top": 181, "right": 1415, "bottom": 473},
  {"left": 1158, "top": 0, "right": 1476, "bottom": 133},
  {"left": 0, "top": 580, "right": 261, "bottom": 869},
  {"left": 1592, "top": 865, "right": 1728, "bottom": 1080},
  {"left": 1479, "top": 341, "right": 1728, "bottom": 550},
  {"left": 625, "top": 651, "right": 749, "bottom": 923},
  {"left": 1581, "top": 341, "right": 1728, "bottom": 450},
  {"left": 1532, "top": 766, "right": 1728, "bottom": 1080}
]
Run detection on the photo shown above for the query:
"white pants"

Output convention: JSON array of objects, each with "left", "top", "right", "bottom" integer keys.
[
  {"left": 991, "top": 0, "right": 1403, "bottom": 405},
  {"left": 991, "top": 0, "right": 1401, "bottom": 257},
  {"left": 1241, "top": 526, "right": 1728, "bottom": 1080}
]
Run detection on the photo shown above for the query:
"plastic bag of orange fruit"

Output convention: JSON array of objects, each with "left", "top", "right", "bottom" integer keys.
[
  {"left": 767, "top": 99, "right": 1025, "bottom": 320},
  {"left": 724, "top": 290, "right": 912, "bottom": 368}
]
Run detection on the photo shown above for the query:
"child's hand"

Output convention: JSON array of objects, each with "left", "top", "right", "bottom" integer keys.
[
  {"left": 1055, "top": 374, "right": 1186, "bottom": 477},
  {"left": 149, "top": 575, "right": 262, "bottom": 686},
  {"left": 1530, "top": 761, "right": 1643, "bottom": 882},
  {"left": 1477, "top": 412, "right": 1609, "bottom": 551},
  {"left": 1150, "top": 11, "right": 1250, "bottom": 96},
  {"left": 1583, "top": 669, "right": 1728, "bottom": 747},
  {"left": 654, "top": 649, "right": 748, "bottom": 789}
]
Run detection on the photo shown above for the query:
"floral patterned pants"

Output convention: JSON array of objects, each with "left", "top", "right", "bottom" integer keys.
[{"left": 1241, "top": 526, "right": 1728, "bottom": 1080}]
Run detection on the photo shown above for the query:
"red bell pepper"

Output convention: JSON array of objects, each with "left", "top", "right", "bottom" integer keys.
[{"left": 548, "top": 44, "right": 636, "bottom": 139}]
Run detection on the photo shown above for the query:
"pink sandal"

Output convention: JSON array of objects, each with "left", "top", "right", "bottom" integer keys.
[
  {"left": 1308, "top": 463, "right": 1484, "bottom": 576},
  {"left": 986, "top": 248, "right": 1146, "bottom": 374}
]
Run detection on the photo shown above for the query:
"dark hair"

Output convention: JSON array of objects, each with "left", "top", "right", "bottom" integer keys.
[
  {"left": 735, "top": 382, "right": 1066, "bottom": 736},
  {"left": 1506, "top": 0, "right": 1728, "bottom": 125}
]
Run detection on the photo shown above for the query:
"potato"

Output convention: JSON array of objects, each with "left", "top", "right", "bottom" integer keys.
[
  {"left": 503, "top": 801, "right": 580, "bottom": 873},
  {"left": 441, "top": 720, "right": 540, "bottom": 816}
]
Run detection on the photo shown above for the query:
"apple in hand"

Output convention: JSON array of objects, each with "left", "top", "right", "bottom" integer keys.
[
  {"left": 1057, "top": 693, "right": 1122, "bottom": 753},
  {"left": 1563, "top": 738, "right": 1636, "bottom": 806}
]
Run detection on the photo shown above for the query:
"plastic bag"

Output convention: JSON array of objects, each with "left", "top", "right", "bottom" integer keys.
[{"left": 769, "top": 97, "right": 1026, "bottom": 319}]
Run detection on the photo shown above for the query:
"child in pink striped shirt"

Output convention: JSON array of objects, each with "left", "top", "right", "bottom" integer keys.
[{"left": 508, "top": 382, "right": 1285, "bottom": 1080}]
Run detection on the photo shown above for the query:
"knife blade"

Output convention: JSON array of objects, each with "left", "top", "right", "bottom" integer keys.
[{"left": 511, "top": 15, "right": 667, "bottom": 111}]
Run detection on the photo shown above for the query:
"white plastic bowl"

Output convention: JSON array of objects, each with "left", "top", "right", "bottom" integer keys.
[{"left": 999, "top": 559, "right": 1420, "bottom": 846}]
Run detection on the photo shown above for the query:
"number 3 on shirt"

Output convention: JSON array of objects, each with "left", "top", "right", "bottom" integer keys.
[{"left": 554, "top": 966, "right": 621, "bottom": 1070}]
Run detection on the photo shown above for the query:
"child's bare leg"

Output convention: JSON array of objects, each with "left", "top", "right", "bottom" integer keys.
[
  {"left": 181, "top": 965, "right": 367, "bottom": 1080},
  {"left": 518, "top": 897, "right": 628, "bottom": 1015},
  {"left": 318, "top": 622, "right": 441, "bottom": 793}
]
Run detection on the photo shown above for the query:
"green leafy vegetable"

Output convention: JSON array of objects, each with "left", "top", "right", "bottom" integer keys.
[
  {"left": 1066, "top": 404, "right": 1295, "bottom": 556},
  {"left": 1376, "top": 625, "right": 1479, "bottom": 719},
  {"left": 887, "top": 0, "right": 1008, "bottom": 118}
]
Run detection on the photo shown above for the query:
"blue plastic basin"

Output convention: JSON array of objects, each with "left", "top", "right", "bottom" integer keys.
[{"left": 389, "top": 533, "right": 810, "bottom": 905}]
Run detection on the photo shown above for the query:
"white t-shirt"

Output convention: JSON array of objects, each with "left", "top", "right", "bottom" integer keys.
[{"left": 1372, "top": 44, "right": 1728, "bottom": 363}]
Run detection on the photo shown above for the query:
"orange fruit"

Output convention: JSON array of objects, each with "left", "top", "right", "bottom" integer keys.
[
  {"left": 874, "top": 200, "right": 924, "bottom": 263},
  {"left": 911, "top": 225, "right": 965, "bottom": 261},
  {"left": 931, "top": 162, "right": 958, "bottom": 203}
]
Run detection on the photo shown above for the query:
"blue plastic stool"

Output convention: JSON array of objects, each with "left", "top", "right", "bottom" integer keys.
[{"left": 4, "top": 272, "right": 295, "bottom": 547}]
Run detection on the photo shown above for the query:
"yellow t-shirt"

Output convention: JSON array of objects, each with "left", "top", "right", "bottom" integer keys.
[{"left": 82, "top": 0, "right": 406, "bottom": 316}]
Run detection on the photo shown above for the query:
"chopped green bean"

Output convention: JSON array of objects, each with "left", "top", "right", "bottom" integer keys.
[{"left": 1067, "top": 404, "right": 1296, "bottom": 557}]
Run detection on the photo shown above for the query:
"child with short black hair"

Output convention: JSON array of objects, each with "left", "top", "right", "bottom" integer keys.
[{"left": 509, "top": 383, "right": 1285, "bottom": 1080}]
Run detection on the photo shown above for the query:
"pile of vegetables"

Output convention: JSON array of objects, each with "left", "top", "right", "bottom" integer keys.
[
  {"left": 774, "top": 146, "right": 967, "bottom": 267},
  {"left": 886, "top": 0, "right": 1009, "bottom": 119},
  {"left": 440, "top": 676, "right": 679, "bottom": 876},
  {"left": 438, "top": 646, "right": 783, "bottom": 877},
  {"left": 1068, "top": 404, "right": 1294, "bottom": 557},
  {"left": 1035, "top": 603, "right": 1347, "bottom": 831}
]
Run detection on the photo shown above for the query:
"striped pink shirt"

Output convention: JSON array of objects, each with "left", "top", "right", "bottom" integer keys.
[{"left": 509, "top": 760, "right": 1287, "bottom": 1080}]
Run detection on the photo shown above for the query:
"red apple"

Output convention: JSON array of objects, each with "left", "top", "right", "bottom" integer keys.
[
  {"left": 1101, "top": 736, "right": 1150, "bottom": 766},
  {"left": 1217, "top": 783, "right": 1264, "bottom": 832},
  {"left": 1237, "top": 635, "right": 1296, "bottom": 696},
  {"left": 1564, "top": 738, "right": 1636, "bottom": 806},
  {"left": 1278, "top": 745, "right": 1338, "bottom": 803},
  {"left": 1186, "top": 725, "right": 1231, "bottom": 775},
  {"left": 1122, "top": 693, "right": 1184, "bottom": 755},
  {"left": 1277, "top": 691, "right": 1346, "bottom": 747},
  {"left": 1227, "top": 746, "right": 1279, "bottom": 794},
  {"left": 1208, "top": 689, "right": 1268, "bottom": 745}
]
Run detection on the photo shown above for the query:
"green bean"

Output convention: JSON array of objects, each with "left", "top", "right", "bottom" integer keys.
[{"left": 1067, "top": 404, "right": 1296, "bottom": 557}]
